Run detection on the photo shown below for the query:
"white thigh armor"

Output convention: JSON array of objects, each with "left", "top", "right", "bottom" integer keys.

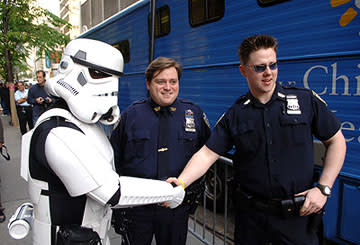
[{"left": 17, "top": 108, "right": 184, "bottom": 245}]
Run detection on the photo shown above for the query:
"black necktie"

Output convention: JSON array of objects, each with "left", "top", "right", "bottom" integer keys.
[{"left": 157, "top": 108, "right": 170, "bottom": 179}]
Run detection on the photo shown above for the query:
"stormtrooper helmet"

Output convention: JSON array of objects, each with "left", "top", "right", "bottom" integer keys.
[{"left": 45, "top": 38, "right": 124, "bottom": 125}]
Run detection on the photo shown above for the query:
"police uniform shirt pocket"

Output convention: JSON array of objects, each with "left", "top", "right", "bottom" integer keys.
[
  {"left": 233, "top": 121, "right": 259, "bottom": 154},
  {"left": 178, "top": 131, "right": 198, "bottom": 157},
  {"left": 125, "top": 130, "right": 151, "bottom": 159},
  {"left": 279, "top": 115, "right": 310, "bottom": 145}
]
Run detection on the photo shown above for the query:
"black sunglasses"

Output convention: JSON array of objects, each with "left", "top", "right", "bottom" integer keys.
[{"left": 247, "top": 62, "right": 278, "bottom": 73}]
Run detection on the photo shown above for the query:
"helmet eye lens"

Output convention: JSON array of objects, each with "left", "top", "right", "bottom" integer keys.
[{"left": 89, "top": 68, "right": 112, "bottom": 79}]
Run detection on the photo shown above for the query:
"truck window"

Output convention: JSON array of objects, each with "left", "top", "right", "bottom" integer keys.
[
  {"left": 113, "top": 40, "right": 130, "bottom": 63},
  {"left": 189, "top": 0, "right": 225, "bottom": 27},
  {"left": 148, "top": 5, "right": 170, "bottom": 38},
  {"left": 257, "top": 0, "right": 290, "bottom": 7}
]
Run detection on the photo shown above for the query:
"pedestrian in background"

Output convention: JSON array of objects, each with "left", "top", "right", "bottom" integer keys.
[
  {"left": 14, "top": 81, "right": 34, "bottom": 134},
  {"left": 0, "top": 117, "right": 6, "bottom": 222},
  {"left": 27, "top": 70, "right": 54, "bottom": 125},
  {"left": 168, "top": 34, "right": 346, "bottom": 245},
  {"left": 110, "top": 57, "right": 210, "bottom": 245},
  {"left": 0, "top": 82, "right": 10, "bottom": 116}
]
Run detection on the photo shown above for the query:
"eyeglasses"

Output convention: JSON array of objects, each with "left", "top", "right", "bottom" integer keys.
[{"left": 246, "top": 62, "right": 278, "bottom": 73}]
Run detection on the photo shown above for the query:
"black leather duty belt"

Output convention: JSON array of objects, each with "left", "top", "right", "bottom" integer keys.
[{"left": 237, "top": 190, "right": 306, "bottom": 217}]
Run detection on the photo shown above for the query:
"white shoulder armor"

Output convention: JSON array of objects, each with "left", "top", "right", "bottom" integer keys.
[
  {"left": 43, "top": 110, "right": 117, "bottom": 198},
  {"left": 21, "top": 109, "right": 77, "bottom": 181}
]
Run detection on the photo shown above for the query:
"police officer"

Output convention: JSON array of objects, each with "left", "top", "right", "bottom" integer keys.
[
  {"left": 110, "top": 57, "right": 210, "bottom": 245},
  {"left": 168, "top": 34, "right": 346, "bottom": 244}
]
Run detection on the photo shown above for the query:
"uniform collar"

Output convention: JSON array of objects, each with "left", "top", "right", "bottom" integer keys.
[
  {"left": 275, "top": 84, "right": 287, "bottom": 102},
  {"left": 242, "top": 83, "right": 285, "bottom": 107},
  {"left": 148, "top": 98, "right": 178, "bottom": 116},
  {"left": 263, "top": 83, "right": 286, "bottom": 104}
]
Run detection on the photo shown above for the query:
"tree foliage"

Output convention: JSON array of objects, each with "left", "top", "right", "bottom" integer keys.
[{"left": 0, "top": 0, "right": 71, "bottom": 82}]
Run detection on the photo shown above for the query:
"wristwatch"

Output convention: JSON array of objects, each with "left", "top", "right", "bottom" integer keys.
[{"left": 316, "top": 183, "right": 331, "bottom": 196}]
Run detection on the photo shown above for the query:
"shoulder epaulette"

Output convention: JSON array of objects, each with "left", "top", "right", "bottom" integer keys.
[
  {"left": 282, "top": 85, "right": 309, "bottom": 92},
  {"left": 179, "top": 98, "right": 204, "bottom": 111},
  {"left": 179, "top": 98, "right": 194, "bottom": 105},
  {"left": 132, "top": 99, "right": 146, "bottom": 105},
  {"left": 234, "top": 95, "right": 248, "bottom": 105}
]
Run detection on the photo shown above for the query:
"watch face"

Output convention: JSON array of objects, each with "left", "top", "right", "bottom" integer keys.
[
  {"left": 324, "top": 186, "right": 331, "bottom": 195},
  {"left": 317, "top": 184, "right": 331, "bottom": 196}
]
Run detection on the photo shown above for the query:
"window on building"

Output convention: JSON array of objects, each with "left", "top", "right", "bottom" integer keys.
[
  {"left": 148, "top": 5, "right": 170, "bottom": 38},
  {"left": 113, "top": 40, "right": 130, "bottom": 63},
  {"left": 104, "top": 0, "right": 119, "bottom": 20},
  {"left": 189, "top": 0, "right": 224, "bottom": 27}
]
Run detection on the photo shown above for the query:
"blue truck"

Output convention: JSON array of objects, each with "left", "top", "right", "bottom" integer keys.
[{"left": 80, "top": 0, "right": 360, "bottom": 243}]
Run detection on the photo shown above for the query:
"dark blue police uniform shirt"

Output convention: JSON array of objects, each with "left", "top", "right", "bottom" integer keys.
[
  {"left": 206, "top": 83, "right": 341, "bottom": 199},
  {"left": 110, "top": 97, "right": 210, "bottom": 179}
]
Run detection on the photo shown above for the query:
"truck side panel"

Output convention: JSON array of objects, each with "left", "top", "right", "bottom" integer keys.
[{"left": 80, "top": 0, "right": 360, "bottom": 243}]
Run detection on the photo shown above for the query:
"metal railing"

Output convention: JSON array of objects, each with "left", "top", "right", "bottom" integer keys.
[{"left": 188, "top": 156, "right": 234, "bottom": 244}]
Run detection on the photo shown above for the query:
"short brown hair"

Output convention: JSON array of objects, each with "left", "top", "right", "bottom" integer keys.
[
  {"left": 238, "top": 34, "right": 278, "bottom": 65},
  {"left": 145, "top": 57, "right": 182, "bottom": 82},
  {"left": 36, "top": 70, "right": 46, "bottom": 78}
]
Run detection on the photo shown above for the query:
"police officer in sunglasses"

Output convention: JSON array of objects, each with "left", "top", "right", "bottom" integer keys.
[{"left": 168, "top": 34, "right": 346, "bottom": 245}]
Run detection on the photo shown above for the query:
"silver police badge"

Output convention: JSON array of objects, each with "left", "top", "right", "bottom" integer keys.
[
  {"left": 185, "top": 109, "right": 196, "bottom": 132},
  {"left": 286, "top": 95, "right": 301, "bottom": 115}
]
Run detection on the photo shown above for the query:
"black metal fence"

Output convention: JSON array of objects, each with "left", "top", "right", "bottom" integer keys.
[{"left": 188, "top": 156, "right": 234, "bottom": 245}]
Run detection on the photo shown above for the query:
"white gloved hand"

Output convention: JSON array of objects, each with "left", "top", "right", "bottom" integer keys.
[
  {"left": 167, "top": 185, "right": 185, "bottom": 209},
  {"left": 115, "top": 176, "right": 186, "bottom": 208}
]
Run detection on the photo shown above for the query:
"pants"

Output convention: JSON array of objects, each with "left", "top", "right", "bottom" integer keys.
[
  {"left": 114, "top": 205, "right": 189, "bottom": 245},
  {"left": 16, "top": 106, "right": 34, "bottom": 135},
  {"left": 1, "top": 100, "right": 9, "bottom": 115},
  {"left": 234, "top": 209, "right": 319, "bottom": 245}
]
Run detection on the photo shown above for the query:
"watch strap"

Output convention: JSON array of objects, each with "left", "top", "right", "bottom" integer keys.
[{"left": 316, "top": 183, "right": 331, "bottom": 196}]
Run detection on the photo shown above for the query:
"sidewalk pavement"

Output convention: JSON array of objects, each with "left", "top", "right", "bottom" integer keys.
[{"left": 0, "top": 115, "right": 206, "bottom": 245}]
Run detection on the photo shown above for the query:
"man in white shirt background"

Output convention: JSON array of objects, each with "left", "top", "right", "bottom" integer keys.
[{"left": 14, "top": 81, "right": 34, "bottom": 135}]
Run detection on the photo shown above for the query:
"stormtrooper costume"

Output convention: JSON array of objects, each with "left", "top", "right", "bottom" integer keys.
[{"left": 17, "top": 39, "right": 185, "bottom": 245}]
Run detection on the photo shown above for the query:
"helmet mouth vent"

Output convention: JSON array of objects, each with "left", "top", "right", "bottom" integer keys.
[{"left": 57, "top": 79, "right": 79, "bottom": 96}]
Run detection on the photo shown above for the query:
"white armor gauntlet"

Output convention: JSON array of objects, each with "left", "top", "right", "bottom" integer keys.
[{"left": 117, "top": 176, "right": 184, "bottom": 208}]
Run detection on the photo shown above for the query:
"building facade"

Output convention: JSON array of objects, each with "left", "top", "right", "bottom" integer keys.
[
  {"left": 60, "top": 0, "right": 82, "bottom": 39},
  {"left": 80, "top": 0, "right": 139, "bottom": 33}
]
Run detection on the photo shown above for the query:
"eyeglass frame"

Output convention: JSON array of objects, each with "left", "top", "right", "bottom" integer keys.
[{"left": 245, "top": 61, "right": 278, "bottom": 73}]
